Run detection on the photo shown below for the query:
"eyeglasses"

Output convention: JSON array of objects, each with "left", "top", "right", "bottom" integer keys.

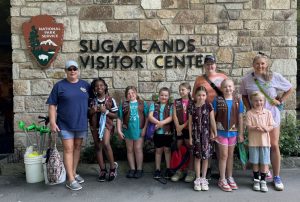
[{"left": 67, "top": 67, "right": 78, "bottom": 71}]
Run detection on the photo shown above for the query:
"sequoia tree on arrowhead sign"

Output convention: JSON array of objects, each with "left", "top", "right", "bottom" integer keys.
[{"left": 23, "top": 15, "right": 64, "bottom": 68}]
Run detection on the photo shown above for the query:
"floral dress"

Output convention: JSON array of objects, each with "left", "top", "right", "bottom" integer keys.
[{"left": 189, "top": 101, "right": 213, "bottom": 160}]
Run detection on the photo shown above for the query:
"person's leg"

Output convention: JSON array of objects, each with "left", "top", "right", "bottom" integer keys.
[
  {"left": 102, "top": 129, "right": 115, "bottom": 169},
  {"left": 269, "top": 126, "right": 280, "bottom": 176},
  {"left": 164, "top": 146, "right": 171, "bottom": 168},
  {"left": 73, "top": 138, "right": 83, "bottom": 176},
  {"left": 184, "top": 138, "right": 194, "bottom": 171},
  {"left": 155, "top": 147, "right": 163, "bottom": 170},
  {"left": 201, "top": 159, "right": 208, "bottom": 178},
  {"left": 134, "top": 137, "right": 144, "bottom": 170},
  {"left": 125, "top": 139, "right": 135, "bottom": 170},
  {"left": 226, "top": 145, "right": 235, "bottom": 178},
  {"left": 194, "top": 157, "right": 201, "bottom": 179},
  {"left": 218, "top": 144, "right": 228, "bottom": 180},
  {"left": 91, "top": 130, "right": 105, "bottom": 170},
  {"left": 62, "top": 138, "right": 75, "bottom": 182}
]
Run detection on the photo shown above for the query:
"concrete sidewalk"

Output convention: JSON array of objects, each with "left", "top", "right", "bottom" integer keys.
[{"left": 0, "top": 165, "right": 299, "bottom": 202}]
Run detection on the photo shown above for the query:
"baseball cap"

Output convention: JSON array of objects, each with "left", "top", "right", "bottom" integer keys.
[
  {"left": 65, "top": 60, "right": 78, "bottom": 69},
  {"left": 204, "top": 55, "right": 216, "bottom": 64}
]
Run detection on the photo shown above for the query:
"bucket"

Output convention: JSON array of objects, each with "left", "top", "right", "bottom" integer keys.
[{"left": 24, "top": 155, "right": 44, "bottom": 183}]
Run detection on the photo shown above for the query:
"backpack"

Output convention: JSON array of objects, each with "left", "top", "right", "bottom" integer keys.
[{"left": 170, "top": 145, "right": 190, "bottom": 174}]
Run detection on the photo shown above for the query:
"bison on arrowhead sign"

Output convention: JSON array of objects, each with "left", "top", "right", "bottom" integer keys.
[{"left": 23, "top": 15, "right": 64, "bottom": 68}]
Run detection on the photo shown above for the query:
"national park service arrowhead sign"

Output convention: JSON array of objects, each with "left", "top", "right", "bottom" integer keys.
[{"left": 22, "top": 15, "right": 64, "bottom": 68}]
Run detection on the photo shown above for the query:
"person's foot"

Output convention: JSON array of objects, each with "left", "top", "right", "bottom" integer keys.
[
  {"left": 194, "top": 177, "right": 201, "bottom": 191},
  {"left": 164, "top": 168, "right": 172, "bottom": 179},
  {"left": 218, "top": 179, "right": 232, "bottom": 192},
  {"left": 74, "top": 174, "right": 84, "bottom": 184},
  {"left": 153, "top": 169, "right": 162, "bottom": 179},
  {"left": 126, "top": 169, "right": 135, "bottom": 178},
  {"left": 98, "top": 169, "right": 107, "bottom": 182},
  {"left": 200, "top": 178, "right": 209, "bottom": 191},
  {"left": 108, "top": 162, "right": 118, "bottom": 181},
  {"left": 273, "top": 176, "right": 284, "bottom": 191},
  {"left": 184, "top": 170, "right": 195, "bottom": 183},
  {"left": 134, "top": 170, "right": 143, "bottom": 179},
  {"left": 260, "top": 180, "right": 268, "bottom": 192},
  {"left": 66, "top": 180, "right": 82, "bottom": 191},
  {"left": 253, "top": 179, "right": 260, "bottom": 191},
  {"left": 266, "top": 170, "right": 273, "bottom": 182},
  {"left": 227, "top": 177, "right": 238, "bottom": 190},
  {"left": 171, "top": 170, "right": 184, "bottom": 182}
]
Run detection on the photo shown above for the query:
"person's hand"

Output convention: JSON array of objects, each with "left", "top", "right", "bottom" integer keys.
[
  {"left": 90, "top": 105, "right": 98, "bottom": 114},
  {"left": 189, "top": 138, "right": 193, "bottom": 146},
  {"left": 176, "top": 125, "right": 183, "bottom": 136},
  {"left": 50, "top": 122, "right": 60, "bottom": 133},
  {"left": 272, "top": 98, "right": 281, "bottom": 106},
  {"left": 210, "top": 133, "right": 217, "bottom": 141},
  {"left": 255, "top": 126, "right": 265, "bottom": 132},
  {"left": 238, "top": 135, "right": 244, "bottom": 143},
  {"left": 141, "top": 128, "right": 146, "bottom": 137},
  {"left": 99, "top": 104, "right": 107, "bottom": 113},
  {"left": 118, "top": 132, "right": 125, "bottom": 140},
  {"left": 155, "top": 121, "right": 163, "bottom": 129}
]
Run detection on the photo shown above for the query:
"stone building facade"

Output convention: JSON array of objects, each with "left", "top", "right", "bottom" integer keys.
[{"left": 11, "top": 0, "right": 297, "bottom": 148}]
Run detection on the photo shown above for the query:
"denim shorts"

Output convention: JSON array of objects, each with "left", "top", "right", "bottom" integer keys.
[
  {"left": 249, "top": 146, "right": 270, "bottom": 165},
  {"left": 59, "top": 130, "right": 88, "bottom": 140},
  {"left": 216, "top": 136, "right": 237, "bottom": 146}
]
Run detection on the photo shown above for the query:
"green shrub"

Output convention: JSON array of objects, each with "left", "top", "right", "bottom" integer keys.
[{"left": 280, "top": 115, "right": 300, "bottom": 157}]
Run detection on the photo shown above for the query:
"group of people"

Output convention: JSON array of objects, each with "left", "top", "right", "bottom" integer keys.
[{"left": 46, "top": 53, "right": 293, "bottom": 192}]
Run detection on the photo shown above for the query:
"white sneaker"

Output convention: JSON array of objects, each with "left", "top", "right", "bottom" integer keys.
[
  {"left": 253, "top": 179, "right": 260, "bottom": 191},
  {"left": 260, "top": 180, "right": 268, "bottom": 192},
  {"left": 194, "top": 178, "right": 201, "bottom": 191},
  {"left": 273, "top": 176, "right": 284, "bottom": 191},
  {"left": 200, "top": 178, "right": 209, "bottom": 191}
]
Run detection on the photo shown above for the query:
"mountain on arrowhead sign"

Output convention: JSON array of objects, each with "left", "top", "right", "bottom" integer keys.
[{"left": 22, "top": 15, "right": 64, "bottom": 68}]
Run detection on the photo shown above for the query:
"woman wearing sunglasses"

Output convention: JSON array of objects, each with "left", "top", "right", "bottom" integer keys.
[{"left": 47, "top": 60, "right": 90, "bottom": 191}]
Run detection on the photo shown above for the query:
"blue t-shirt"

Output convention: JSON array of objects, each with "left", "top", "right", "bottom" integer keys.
[
  {"left": 149, "top": 102, "right": 173, "bottom": 135},
  {"left": 118, "top": 101, "right": 149, "bottom": 140},
  {"left": 46, "top": 79, "right": 90, "bottom": 131},
  {"left": 212, "top": 98, "right": 244, "bottom": 138}
]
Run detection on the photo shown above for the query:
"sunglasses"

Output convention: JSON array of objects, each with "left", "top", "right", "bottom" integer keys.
[{"left": 67, "top": 67, "right": 78, "bottom": 71}]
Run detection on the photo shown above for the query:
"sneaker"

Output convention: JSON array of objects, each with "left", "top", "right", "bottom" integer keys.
[
  {"left": 134, "top": 170, "right": 143, "bottom": 179},
  {"left": 153, "top": 169, "right": 162, "bottom": 179},
  {"left": 164, "top": 168, "right": 172, "bottom": 179},
  {"left": 126, "top": 169, "right": 135, "bottom": 178},
  {"left": 206, "top": 168, "right": 211, "bottom": 180},
  {"left": 74, "top": 174, "right": 84, "bottom": 184},
  {"left": 218, "top": 179, "right": 232, "bottom": 192},
  {"left": 227, "top": 177, "right": 238, "bottom": 190},
  {"left": 194, "top": 178, "right": 201, "bottom": 191},
  {"left": 98, "top": 169, "right": 107, "bottom": 182},
  {"left": 66, "top": 180, "right": 82, "bottom": 191},
  {"left": 108, "top": 162, "right": 118, "bottom": 181},
  {"left": 184, "top": 170, "right": 195, "bottom": 183},
  {"left": 260, "top": 180, "right": 268, "bottom": 192},
  {"left": 266, "top": 171, "right": 273, "bottom": 182},
  {"left": 200, "top": 178, "right": 209, "bottom": 191},
  {"left": 253, "top": 179, "right": 260, "bottom": 191},
  {"left": 171, "top": 170, "right": 184, "bottom": 182},
  {"left": 273, "top": 176, "right": 284, "bottom": 191}
]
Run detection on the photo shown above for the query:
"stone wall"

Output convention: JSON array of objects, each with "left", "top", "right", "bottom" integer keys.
[{"left": 11, "top": 0, "right": 297, "bottom": 148}]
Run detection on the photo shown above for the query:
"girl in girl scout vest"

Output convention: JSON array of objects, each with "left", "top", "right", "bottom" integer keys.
[
  {"left": 212, "top": 79, "right": 244, "bottom": 192},
  {"left": 117, "top": 86, "right": 148, "bottom": 179}
]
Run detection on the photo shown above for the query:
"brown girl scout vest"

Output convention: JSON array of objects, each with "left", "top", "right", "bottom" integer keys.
[
  {"left": 122, "top": 100, "right": 145, "bottom": 129},
  {"left": 154, "top": 102, "right": 172, "bottom": 133},
  {"left": 215, "top": 96, "right": 239, "bottom": 131}
]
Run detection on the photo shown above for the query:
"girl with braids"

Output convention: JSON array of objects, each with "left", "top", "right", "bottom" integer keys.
[
  {"left": 240, "top": 53, "right": 293, "bottom": 191},
  {"left": 171, "top": 82, "right": 195, "bottom": 183},
  {"left": 89, "top": 77, "right": 119, "bottom": 182}
]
